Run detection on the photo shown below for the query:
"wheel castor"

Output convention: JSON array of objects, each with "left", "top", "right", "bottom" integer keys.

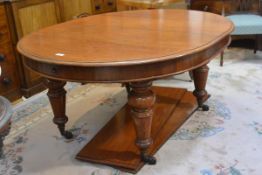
[
  {"left": 141, "top": 153, "right": 157, "bottom": 165},
  {"left": 201, "top": 104, "right": 209, "bottom": 111},
  {"left": 62, "top": 131, "right": 73, "bottom": 139}
]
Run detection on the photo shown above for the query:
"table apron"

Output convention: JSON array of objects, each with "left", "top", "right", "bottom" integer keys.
[{"left": 23, "top": 36, "right": 230, "bottom": 83}]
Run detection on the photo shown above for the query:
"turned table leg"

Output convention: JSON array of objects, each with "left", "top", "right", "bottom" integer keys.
[
  {"left": 128, "top": 81, "right": 156, "bottom": 164},
  {"left": 192, "top": 65, "right": 210, "bottom": 111},
  {"left": 44, "top": 79, "right": 73, "bottom": 139}
]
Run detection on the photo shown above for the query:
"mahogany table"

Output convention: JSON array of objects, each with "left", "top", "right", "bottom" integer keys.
[{"left": 17, "top": 9, "right": 233, "bottom": 173}]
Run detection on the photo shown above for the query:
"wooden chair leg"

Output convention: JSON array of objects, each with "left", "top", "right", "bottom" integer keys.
[{"left": 220, "top": 51, "right": 224, "bottom": 67}]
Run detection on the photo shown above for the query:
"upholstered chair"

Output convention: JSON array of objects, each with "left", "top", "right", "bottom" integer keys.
[{"left": 220, "top": 0, "right": 262, "bottom": 66}]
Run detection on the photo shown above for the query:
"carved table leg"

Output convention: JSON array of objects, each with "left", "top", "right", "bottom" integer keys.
[
  {"left": 44, "top": 79, "right": 73, "bottom": 139},
  {"left": 128, "top": 81, "right": 156, "bottom": 165},
  {"left": 192, "top": 65, "right": 210, "bottom": 111}
]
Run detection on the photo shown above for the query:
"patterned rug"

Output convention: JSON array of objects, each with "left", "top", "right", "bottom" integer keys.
[{"left": 0, "top": 48, "right": 262, "bottom": 175}]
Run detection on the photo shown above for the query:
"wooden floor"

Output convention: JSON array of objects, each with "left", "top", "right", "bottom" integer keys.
[{"left": 76, "top": 86, "right": 199, "bottom": 173}]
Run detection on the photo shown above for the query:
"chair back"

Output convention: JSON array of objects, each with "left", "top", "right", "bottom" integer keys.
[{"left": 224, "top": 0, "right": 261, "bottom": 15}]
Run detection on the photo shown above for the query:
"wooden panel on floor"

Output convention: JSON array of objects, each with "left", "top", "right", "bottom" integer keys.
[{"left": 76, "top": 86, "right": 199, "bottom": 173}]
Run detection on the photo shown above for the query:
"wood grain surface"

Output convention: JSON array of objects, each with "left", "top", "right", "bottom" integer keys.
[
  {"left": 15, "top": 9, "right": 229, "bottom": 172},
  {"left": 17, "top": 9, "right": 234, "bottom": 66},
  {"left": 76, "top": 86, "right": 198, "bottom": 173}
]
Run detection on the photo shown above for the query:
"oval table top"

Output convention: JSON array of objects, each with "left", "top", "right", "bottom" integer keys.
[
  {"left": 17, "top": 9, "right": 233, "bottom": 67},
  {"left": 17, "top": 9, "right": 233, "bottom": 83}
]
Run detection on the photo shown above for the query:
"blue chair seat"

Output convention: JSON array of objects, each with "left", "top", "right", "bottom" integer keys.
[{"left": 227, "top": 14, "right": 262, "bottom": 35}]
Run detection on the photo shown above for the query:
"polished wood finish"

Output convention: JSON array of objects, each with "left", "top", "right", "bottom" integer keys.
[
  {"left": 92, "top": 0, "right": 116, "bottom": 14},
  {"left": 58, "top": 0, "right": 92, "bottom": 21},
  {"left": 12, "top": 0, "right": 61, "bottom": 38},
  {"left": 128, "top": 81, "right": 156, "bottom": 164},
  {"left": 58, "top": 0, "right": 116, "bottom": 20},
  {"left": 192, "top": 65, "right": 210, "bottom": 111},
  {"left": 17, "top": 9, "right": 233, "bottom": 172},
  {"left": 2, "top": 0, "right": 78, "bottom": 100},
  {"left": 190, "top": 0, "right": 228, "bottom": 14},
  {"left": 76, "top": 86, "right": 199, "bottom": 173},
  {"left": 116, "top": 0, "right": 183, "bottom": 11},
  {"left": 44, "top": 79, "right": 73, "bottom": 139},
  {"left": 1, "top": 0, "right": 116, "bottom": 100},
  {"left": 18, "top": 10, "right": 233, "bottom": 83},
  {"left": 59, "top": 0, "right": 116, "bottom": 18},
  {"left": 0, "top": 3, "right": 21, "bottom": 101},
  {"left": 10, "top": 0, "right": 61, "bottom": 97},
  {"left": 18, "top": 10, "right": 233, "bottom": 67},
  {"left": 117, "top": 0, "right": 165, "bottom": 10}
]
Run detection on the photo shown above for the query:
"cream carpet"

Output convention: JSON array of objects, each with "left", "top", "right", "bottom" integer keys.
[{"left": 0, "top": 48, "right": 262, "bottom": 175}]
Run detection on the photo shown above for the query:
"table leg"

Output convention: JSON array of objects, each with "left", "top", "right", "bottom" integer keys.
[
  {"left": 192, "top": 65, "right": 210, "bottom": 111},
  {"left": 44, "top": 79, "right": 73, "bottom": 139},
  {"left": 128, "top": 81, "right": 156, "bottom": 165}
]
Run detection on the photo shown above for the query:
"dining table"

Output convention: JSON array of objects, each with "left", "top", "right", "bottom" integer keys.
[{"left": 17, "top": 9, "right": 233, "bottom": 173}]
